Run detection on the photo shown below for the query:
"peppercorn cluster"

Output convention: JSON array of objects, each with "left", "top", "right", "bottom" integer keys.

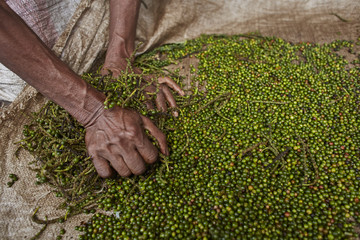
[{"left": 21, "top": 34, "right": 360, "bottom": 239}]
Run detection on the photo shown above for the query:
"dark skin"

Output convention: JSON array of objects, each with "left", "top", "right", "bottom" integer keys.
[
  {"left": 0, "top": 0, "right": 184, "bottom": 178},
  {"left": 101, "top": 0, "right": 184, "bottom": 115}
]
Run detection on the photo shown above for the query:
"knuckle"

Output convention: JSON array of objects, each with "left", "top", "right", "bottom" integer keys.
[
  {"left": 85, "top": 132, "right": 95, "bottom": 146},
  {"left": 119, "top": 168, "right": 132, "bottom": 177},
  {"left": 159, "top": 84, "right": 166, "bottom": 90},
  {"left": 145, "top": 85, "right": 155, "bottom": 92},
  {"left": 86, "top": 146, "right": 96, "bottom": 157},
  {"left": 147, "top": 151, "right": 158, "bottom": 164},
  {"left": 98, "top": 170, "right": 113, "bottom": 179},
  {"left": 95, "top": 164, "right": 112, "bottom": 178},
  {"left": 132, "top": 164, "right": 146, "bottom": 175},
  {"left": 125, "top": 110, "right": 141, "bottom": 122},
  {"left": 126, "top": 128, "right": 139, "bottom": 139}
]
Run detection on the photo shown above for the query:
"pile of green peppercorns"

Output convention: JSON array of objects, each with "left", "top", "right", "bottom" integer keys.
[{"left": 21, "top": 34, "right": 359, "bottom": 239}]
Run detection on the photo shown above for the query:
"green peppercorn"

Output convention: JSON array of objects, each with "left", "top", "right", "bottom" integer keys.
[{"left": 21, "top": 34, "right": 360, "bottom": 240}]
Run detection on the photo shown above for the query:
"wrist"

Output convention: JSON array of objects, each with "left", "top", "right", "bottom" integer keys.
[
  {"left": 103, "top": 34, "right": 134, "bottom": 73},
  {"left": 102, "top": 0, "right": 141, "bottom": 74},
  {"left": 71, "top": 84, "right": 106, "bottom": 128},
  {"left": 47, "top": 71, "right": 106, "bottom": 127}
]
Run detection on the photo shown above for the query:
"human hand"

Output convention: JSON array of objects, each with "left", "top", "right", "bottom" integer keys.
[
  {"left": 84, "top": 106, "right": 168, "bottom": 178},
  {"left": 101, "top": 0, "right": 184, "bottom": 114},
  {"left": 101, "top": 62, "right": 185, "bottom": 116},
  {"left": 131, "top": 67, "right": 185, "bottom": 116}
]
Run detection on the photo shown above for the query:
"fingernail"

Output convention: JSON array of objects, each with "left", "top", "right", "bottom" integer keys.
[{"left": 161, "top": 146, "right": 169, "bottom": 156}]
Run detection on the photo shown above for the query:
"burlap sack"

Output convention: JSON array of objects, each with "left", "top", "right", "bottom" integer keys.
[{"left": 0, "top": 0, "right": 359, "bottom": 239}]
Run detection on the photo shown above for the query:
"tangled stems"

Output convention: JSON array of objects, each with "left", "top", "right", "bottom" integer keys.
[{"left": 20, "top": 34, "right": 360, "bottom": 239}]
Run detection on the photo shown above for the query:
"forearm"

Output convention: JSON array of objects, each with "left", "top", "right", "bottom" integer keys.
[
  {"left": 103, "top": 0, "right": 141, "bottom": 73},
  {"left": 110, "top": 0, "right": 140, "bottom": 53},
  {"left": 0, "top": 1, "right": 105, "bottom": 126},
  {"left": 0, "top": 0, "right": 171, "bottom": 178}
]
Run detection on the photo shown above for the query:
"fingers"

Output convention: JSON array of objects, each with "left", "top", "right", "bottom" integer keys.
[
  {"left": 90, "top": 153, "right": 114, "bottom": 178},
  {"left": 105, "top": 146, "right": 130, "bottom": 176},
  {"left": 160, "top": 85, "right": 177, "bottom": 108},
  {"left": 86, "top": 133, "right": 114, "bottom": 178},
  {"left": 119, "top": 147, "right": 146, "bottom": 175},
  {"left": 140, "top": 115, "right": 169, "bottom": 156},
  {"left": 100, "top": 65, "right": 123, "bottom": 78},
  {"left": 106, "top": 145, "right": 132, "bottom": 177},
  {"left": 143, "top": 85, "right": 155, "bottom": 110},
  {"left": 88, "top": 138, "right": 143, "bottom": 177},
  {"left": 158, "top": 76, "right": 185, "bottom": 96},
  {"left": 136, "top": 135, "right": 158, "bottom": 164},
  {"left": 95, "top": 145, "right": 148, "bottom": 176},
  {"left": 143, "top": 76, "right": 184, "bottom": 114},
  {"left": 133, "top": 67, "right": 143, "bottom": 75},
  {"left": 155, "top": 90, "right": 167, "bottom": 112},
  {"left": 100, "top": 67, "right": 110, "bottom": 77},
  {"left": 160, "top": 85, "right": 179, "bottom": 117},
  {"left": 102, "top": 67, "right": 121, "bottom": 78}
]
